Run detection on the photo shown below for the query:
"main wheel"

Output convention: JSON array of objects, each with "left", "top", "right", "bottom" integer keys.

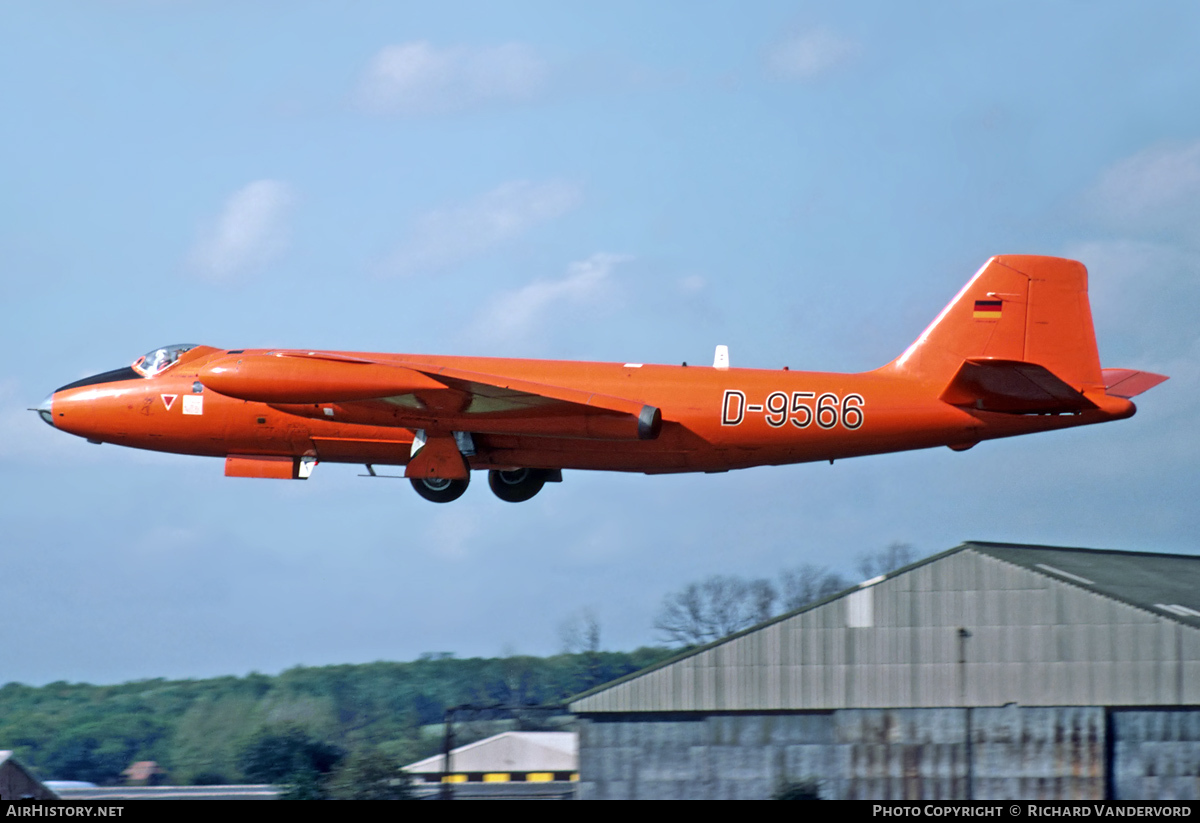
[
  {"left": 487, "top": 468, "right": 547, "bottom": 503},
  {"left": 410, "top": 475, "right": 470, "bottom": 503}
]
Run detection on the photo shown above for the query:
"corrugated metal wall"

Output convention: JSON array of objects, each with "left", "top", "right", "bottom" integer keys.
[
  {"left": 572, "top": 549, "right": 1199, "bottom": 713},
  {"left": 972, "top": 705, "right": 1105, "bottom": 800},
  {"left": 832, "top": 709, "right": 967, "bottom": 800},
  {"left": 577, "top": 705, "right": 1128, "bottom": 800},
  {"left": 579, "top": 713, "right": 835, "bottom": 800},
  {"left": 1113, "top": 709, "right": 1200, "bottom": 800}
]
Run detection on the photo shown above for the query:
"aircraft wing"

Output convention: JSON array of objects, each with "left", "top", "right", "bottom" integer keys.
[
  {"left": 198, "top": 351, "right": 662, "bottom": 441},
  {"left": 370, "top": 359, "right": 663, "bottom": 440}
]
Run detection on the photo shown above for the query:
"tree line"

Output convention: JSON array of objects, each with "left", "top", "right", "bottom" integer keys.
[
  {"left": 0, "top": 542, "right": 922, "bottom": 794},
  {"left": 0, "top": 648, "right": 671, "bottom": 790}
]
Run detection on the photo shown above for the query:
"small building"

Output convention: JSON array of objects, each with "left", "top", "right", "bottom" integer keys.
[
  {"left": 0, "top": 751, "right": 58, "bottom": 801},
  {"left": 405, "top": 731, "right": 578, "bottom": 799},
  {"left": 122, "top": 760, "right": 164, "bottom": 786},
  {"left": 569, "top": 542, "right": 1200, "bottom": 800}
]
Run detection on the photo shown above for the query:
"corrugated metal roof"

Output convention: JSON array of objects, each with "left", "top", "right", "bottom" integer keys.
[
  {"left": 969, "top": 542, "right": 1200, "bottom": 629},
  {"left": 568, "top": 542, "right": 1200, "bottom": 713},
  {"left": 404, "top": 731, "right": 577, "bottom": 774}
]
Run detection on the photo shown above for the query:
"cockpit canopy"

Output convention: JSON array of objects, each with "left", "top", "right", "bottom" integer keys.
[{"left": 132, "top": 344, "right": 198, "bottom": 378}]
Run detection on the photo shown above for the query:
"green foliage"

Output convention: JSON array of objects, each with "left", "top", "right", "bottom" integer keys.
[
  {"left": 0, "top": 648, "right": 673, "bottom": 786},
  {"left": 189, "top": 771, "right": 228, "bottom": 786},
  {"left": 280, "top": 768, "right": 329, "bottom": 801},
  {"left": 327, "top": 749, "right": 413, "bottom": 800},
  {"left": 773, "top": 779, "right": 821, "bottom": 800},
  {"left": 170, "top": 693, "right": 266, "bottom": 784},
  {"left": 35, "top": 711, "right": 170, "bottom": 785},
  {"left": 43, "top": 733, "right": 129, "bottom": 786},
  {"left": 238, "top": 726, "right": 343, "bottom": 784}
]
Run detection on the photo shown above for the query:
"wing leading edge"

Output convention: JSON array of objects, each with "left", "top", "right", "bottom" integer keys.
[{"left": 198, "top": 351, "right": 662, "bottom": 441}]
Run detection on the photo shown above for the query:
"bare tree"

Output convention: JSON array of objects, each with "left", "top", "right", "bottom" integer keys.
[
  {"left": 778, "top": 565, "right": 849, "bottom": 612},
  {"left": 747, "top": 578, "right": 776, "bottom": 624},
  {"left": 653, "top": 544, "right": 921, "bottom": 645},
  {"left": 856, "top": 542, "right": 917, "bottom": 581},
  {"left": 558, "top": 608, "right": 601, "bottom": 655},
  {"left": 653, "top": 575, "right": 777, "bottom": 646},
  {"left": 558, "top": 608, "right": 606, "bottom": 691}
]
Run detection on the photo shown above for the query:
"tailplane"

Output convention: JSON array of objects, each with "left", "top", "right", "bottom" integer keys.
[
  {"left": 885, "top": 255, "right": 1167, "bottom": 409},
  {"left": 1101, "top": 368, "right": 1169, "bottom": 399},
  {"left": 939, "top": 358, "right": 1097, "bottom": 414}
]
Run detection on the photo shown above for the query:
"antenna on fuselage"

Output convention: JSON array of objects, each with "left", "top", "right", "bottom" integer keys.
[{"left": 713, "top": 345, "right": 730, "bottom": 369}]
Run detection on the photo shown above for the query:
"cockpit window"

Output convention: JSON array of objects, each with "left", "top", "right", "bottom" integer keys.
[{"left": 132, "top": 344, "right": 198, "bottom": 378}]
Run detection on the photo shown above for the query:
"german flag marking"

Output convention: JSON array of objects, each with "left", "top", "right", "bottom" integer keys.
[{"left": 973, "top": 299, "right": 1002, "bottom": 320}]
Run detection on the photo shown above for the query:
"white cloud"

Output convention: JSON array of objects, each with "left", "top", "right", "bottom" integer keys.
[
  {"left": 1064, "top": 238, "right": 1187, "bottom": 289},
  {"left": 385, "top": 179, "right": 582, "bottom": 276},
  {"left": 1062, "top": 238, "right": 1200, "bottom": 361},
  {"left": 481, "top": 253, "right": 630, "bottom": 342},
  {"left": 767, "top": 29, "right": 860, "bottom": 81},
  {"left": 189, "top": 180, "right": 295, "bottom": 280},
  {"left": 356, "top": 41, "right": 548, "bottom": 116},
  {"left": 1088, "top": 141, "right": 1200, "bottom": 237},
  {"left": 1066, "top": 141, "right": 1200, "bottom": 361}
]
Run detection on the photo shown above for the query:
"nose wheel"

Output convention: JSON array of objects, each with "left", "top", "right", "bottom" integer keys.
[
  {"left": 487, "top": 468, "right": 548, "bottom": 503},
  {"left": 410, "top": 475, "right": 470, "bottom": 503}
]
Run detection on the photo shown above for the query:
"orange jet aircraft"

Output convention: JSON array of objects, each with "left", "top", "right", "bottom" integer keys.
[{"left": 36, "top": 256, "right": 1167, "bottom": 503}]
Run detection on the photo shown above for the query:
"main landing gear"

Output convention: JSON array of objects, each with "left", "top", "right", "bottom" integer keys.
[
  {"left": 410, "top": 475, "right": 470, "bottom": 503},
  {"left": 488, "top": 468, "right": 549, "bottom": 503},
  {"left": 407, "top": 468, "right": 562, "bottom": 503}
]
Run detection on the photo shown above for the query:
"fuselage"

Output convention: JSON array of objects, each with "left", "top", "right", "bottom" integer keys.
[
  {"left": 35, "top": 256, "right": 1164, "bottom": 503},
  {"left": 41, "top": 344, "right": 1135, "bottom": 476}
]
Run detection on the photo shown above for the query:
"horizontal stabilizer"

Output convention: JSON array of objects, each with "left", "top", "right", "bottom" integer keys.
[
  {"left": 1102, "top": 368, "right": 1169, "bottom": 399},
  {"left": 941, "top": 358, "right": 1098, "bottom": 414}
]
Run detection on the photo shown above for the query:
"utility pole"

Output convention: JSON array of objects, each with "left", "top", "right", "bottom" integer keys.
[
  {"left": 440, "top": 711, "right": 454, "bottom": 800},
  {"left": 958, "top": 627, "right": 973, "bottom": 801}
]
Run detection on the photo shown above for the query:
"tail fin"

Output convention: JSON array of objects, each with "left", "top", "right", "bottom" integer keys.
[{"left": 887, "top": 255, "right": 1104, "bottom": 392}]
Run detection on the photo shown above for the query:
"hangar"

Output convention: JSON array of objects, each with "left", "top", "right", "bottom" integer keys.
[
  {"left": 568, "top": 542, "right": 1200, "bottom": 800},
  {"left": 0, "top": 751, "right": 57, "bottom": 800}
]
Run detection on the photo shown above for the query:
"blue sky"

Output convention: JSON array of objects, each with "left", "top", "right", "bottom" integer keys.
[{"left": 2, "top": 2, "right": 1198, "bottom": 685}]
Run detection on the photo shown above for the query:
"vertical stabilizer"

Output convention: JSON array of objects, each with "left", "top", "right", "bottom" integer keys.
[{"left": 886, "top": 256, "right": 1103, "bottom": 391}]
